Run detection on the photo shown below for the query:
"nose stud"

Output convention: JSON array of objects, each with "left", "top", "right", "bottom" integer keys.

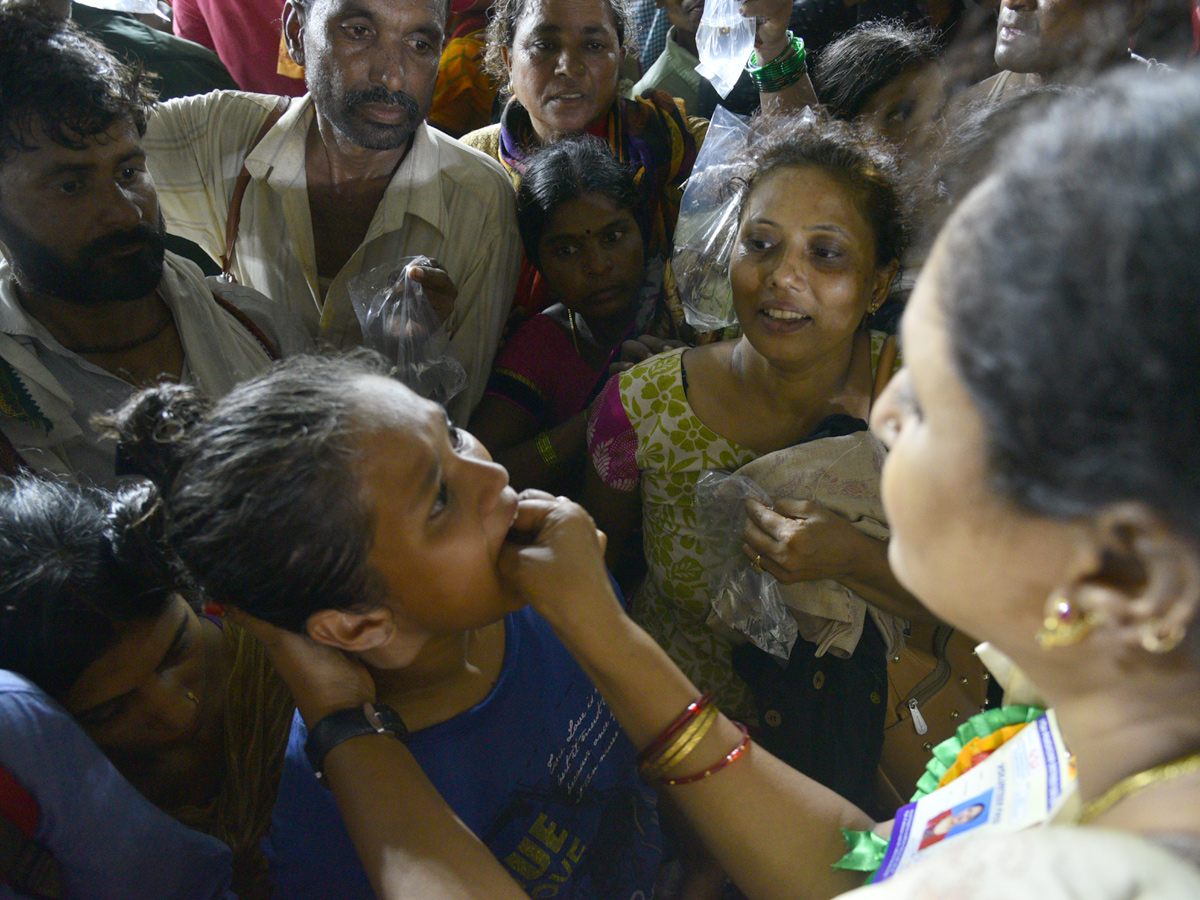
[{"left": 185, "top": 690, "right": 199, "bottom": 706}]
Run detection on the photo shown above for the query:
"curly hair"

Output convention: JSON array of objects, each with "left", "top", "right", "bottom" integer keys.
[
  {"left": 730, "top": 110, "right": 911, "bottom": 266},
  {"left": 483, "top": 0, "right": 636, "bottom": 91},
  {"left": 0, "top": 2, "right": 156, "bottom": 164}
]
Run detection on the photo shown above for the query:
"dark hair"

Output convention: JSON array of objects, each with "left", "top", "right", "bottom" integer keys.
[
  {"left": 104, "top": 354, "right": 391, "bottom": 633},
  {"left": 484, "top": 0, "right": 634, "bottom": 90},
  {"left": 812, "top": 21, "right": 941, "bottom": 121},
  {"left": 0, "top": 478, "right": 181, "bottom": 698},
  {"left": 732, "top": 110, "right": 910, "bottom": 266},
  {"left": 516, "top": 136, "right": 646, "bottom": 265},
  {"left": 943, "top": 70, "right": 1200, "bottom": 544},
  {"left": 0, "top": 2, "right": 156, "bottom": 165}
]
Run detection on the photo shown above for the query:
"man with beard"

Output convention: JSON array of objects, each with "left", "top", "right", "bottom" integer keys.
[
  {"left": 142, "top": 0, "right": 521, "bottom": 422},
  {"left": 0, "top": 4, "right": 309, "bottom": 484}
]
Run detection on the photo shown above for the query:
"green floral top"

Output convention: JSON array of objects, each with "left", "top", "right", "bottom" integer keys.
[{"left": 587, "top": 335, "right": 893, "bottom": 722}]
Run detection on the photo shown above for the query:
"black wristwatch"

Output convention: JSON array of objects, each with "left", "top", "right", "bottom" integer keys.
[{"left": 304, "top": 702, "right": 408, "bottom": 782}]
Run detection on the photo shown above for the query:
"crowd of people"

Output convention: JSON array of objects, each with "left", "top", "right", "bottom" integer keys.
[{"left": 0, "top": 0, "right": 1198, "bottom": 896}]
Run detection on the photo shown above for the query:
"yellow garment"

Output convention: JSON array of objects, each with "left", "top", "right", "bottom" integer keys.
[
  {"left": 171, "top": 622, "right": 294, "bottom": 900},
  {"left": 429, "top": 28, "right": 496, "bottom": 138},
  {"left": 276, "top": 30, "right": 304, "bottom": 80}
]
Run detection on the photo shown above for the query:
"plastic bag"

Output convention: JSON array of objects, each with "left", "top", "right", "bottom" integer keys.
[
  {"left": 694, "top": 470, "right": 799, "bottom": 660},
  {"left": 75, "top": 0, "right": 162, "bottom": 15},
  {"left": 672, "top": 106, "right": 751, "bottom": 331},
  {"left": 348, "top": 258, "right": 467, "bottom": 408},
  {"left": 694, "top": 0, "right": 758, "bottom": 98}
]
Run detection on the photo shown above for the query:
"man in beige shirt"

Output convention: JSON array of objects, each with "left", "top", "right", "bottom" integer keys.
[{"left": 145, "top": 0, "right": 521, "bottom": 420}]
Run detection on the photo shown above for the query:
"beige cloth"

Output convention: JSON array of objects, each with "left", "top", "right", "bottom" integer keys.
[
  {"left": 144, "top": 92, "right": 522, "bottom": 420},
  {"left": 843, "top": 827, "right": 1200, "bottom": 900},
  {"left": 733, "top": 431, "right": 906, "bottom": 659}
]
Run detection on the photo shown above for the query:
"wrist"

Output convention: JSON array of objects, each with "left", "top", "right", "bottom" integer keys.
[{"left": 305, "top": 702, "right": 408, "bottom": 781}]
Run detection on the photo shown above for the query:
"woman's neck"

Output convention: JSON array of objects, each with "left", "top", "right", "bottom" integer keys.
[
  {"left": 730, "top": 331, "right": 869, "bottom": 423},
  {"left": 1035, "top": 663, "right": 1200, "bottom": 835},
  {"left": 369, "top": 620, "right": 506, "bottom": 733}
]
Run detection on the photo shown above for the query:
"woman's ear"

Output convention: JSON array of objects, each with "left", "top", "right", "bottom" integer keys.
[
  {"left": 869, "top": 260, "right": 901, "bottom": 314},
  {"left": 1056, "top": 502, "right": 1200, "bottom": 658},
  {"left": 306, "top": 606, "right": 395, "bottom": 653},
  {"left": 283, "top": 0, "right": 306, "bottom": 68}
]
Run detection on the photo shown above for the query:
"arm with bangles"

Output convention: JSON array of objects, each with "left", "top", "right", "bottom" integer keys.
[
  {"left": 741, "top": 0, "right": 820, "bottom": 113},
  {"left": 468, "top": 398, "right": 588, "bottom": 495},
  {"left": 498, "top": 494, "right": 877, "bottom": 900}
]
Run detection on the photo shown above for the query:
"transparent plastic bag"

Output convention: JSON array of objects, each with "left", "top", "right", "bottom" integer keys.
[
  {"left": 672, "top": 106, "right": 752, "bottom": 332},
  {"left": 348, "top": 258, "right": 467, "bottom": 408},
  {"left": 694, "top": 0, "right": 758, "bottom": 98},
  {"left": 75, "top": 0, "right": 161, "bottom": 14},
  {"left": 695, "top": 470, "right": 799, "bottom": 660}
]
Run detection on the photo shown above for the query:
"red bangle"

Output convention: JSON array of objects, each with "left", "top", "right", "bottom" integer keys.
[
  {"left": 637, "top": 692, "right": 712, "bottom": 766},
  {"left": 657, "top": 722, "right": 751, "bottom": 786}
]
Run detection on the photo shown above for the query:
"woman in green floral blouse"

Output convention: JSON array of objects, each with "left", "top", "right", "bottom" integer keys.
[{"left": 582, "top": 110, "right": 927, "bottom": 810}]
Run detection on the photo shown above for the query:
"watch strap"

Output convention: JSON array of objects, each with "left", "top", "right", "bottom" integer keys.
[{"left": 304, "top": 702, "right": 408, "bottom": 781}]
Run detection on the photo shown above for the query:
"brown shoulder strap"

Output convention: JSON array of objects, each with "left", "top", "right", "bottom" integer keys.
[
  {"left": 220, "top": 97, "right": 291, "bottom": 281},
  {"left": 872, "top": 333, "right": 899, "bottom": 403},
  {"left": 210, "top": 294, "right": 281, "bottom": 361}
]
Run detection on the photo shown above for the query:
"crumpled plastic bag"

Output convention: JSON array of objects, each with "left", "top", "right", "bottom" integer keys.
[
  {"left": 672, "top": 106, "right": 751, "bottom": 332},
  {"left": 75, "top": 0, "right": 161, "bottom": 14},
  {"left": 695, "top": 470, "right": 799, "bottom": 660},
  {"left": 348, "top": 257, "right": 467, "bottom": 408},
  {"left": 694, "top": 0, "right": 758, "bottom": 98}
]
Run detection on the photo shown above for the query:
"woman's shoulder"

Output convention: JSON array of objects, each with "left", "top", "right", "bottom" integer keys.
[
  {"left": 845, "top": 827, "right": 1200, "bottom": 900},
  {"left": 619, "top": 346, "right": 688, "bottom": 395}
]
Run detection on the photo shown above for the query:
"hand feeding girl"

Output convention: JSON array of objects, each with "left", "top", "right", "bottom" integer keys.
[{"left": 469, "top": 137, "right": 667, "bottom": 494}]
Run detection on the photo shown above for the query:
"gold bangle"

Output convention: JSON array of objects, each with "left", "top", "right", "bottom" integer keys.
[
  {"left": 641, "top": 703, "right": 718, "bottom": 779},
  {"left": 536, "top": 431, "right": 559, "bottom": 470}
]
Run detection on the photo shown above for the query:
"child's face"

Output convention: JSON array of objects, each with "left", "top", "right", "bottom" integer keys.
[
  {"left": 352, "top": 377, "right": 524, "bottom": 635},
  {"left": 536, "top": 193, "right": 645, "bottom": 322}
]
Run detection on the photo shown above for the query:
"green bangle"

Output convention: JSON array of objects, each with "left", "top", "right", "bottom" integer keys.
[
  {"left": 536, "top": 431, "right": 559, "bottom": 470},
  {"left": 746, "top": 31, "right": 807, "bottom": 93}
]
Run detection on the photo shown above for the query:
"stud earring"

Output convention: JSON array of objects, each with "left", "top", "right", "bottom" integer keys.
[
  {"left": 1035, "top": 596, "right": 1094, "bottom": 649},
  {"left": 1140, "top": 622, "right": 1186, "bottom": 655}
]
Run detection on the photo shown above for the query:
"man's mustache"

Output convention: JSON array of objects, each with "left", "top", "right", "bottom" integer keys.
[
  {"left": 345, "top": 86, "right": 421, "bottom": 117},
  {"left": 85, "top": 220, "right": 163, "bottom": 258}
]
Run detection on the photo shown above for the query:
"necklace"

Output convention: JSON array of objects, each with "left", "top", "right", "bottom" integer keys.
[
  {"left": 65, "top": 304, "right": 173, "bottom": 355},
  {"left": 569, "top": 309, "right": 581, "bottom": 356},
  {"left": 1079, "top": 750, "right": 1200, "bottom": 824}
]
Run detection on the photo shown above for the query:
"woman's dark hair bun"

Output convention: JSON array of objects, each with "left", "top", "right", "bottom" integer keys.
[
  {"left": 103, "top": 480, "right": 181, "bottom": 597},
  {"left": 98, "top": 382, "right": 212, "bottom": 490}
]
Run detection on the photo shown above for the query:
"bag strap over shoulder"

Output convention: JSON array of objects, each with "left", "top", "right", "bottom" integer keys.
[
  {"left": 220, "top": 97, "right": 291, "bottom": 282},
  {"left": 871, "top": 333, "right": 899, "bottom": 404},
  {"left": 210, "top": 294, "right": 281, "bottom": 361}
]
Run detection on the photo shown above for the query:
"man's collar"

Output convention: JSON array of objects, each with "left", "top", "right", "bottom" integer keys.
[{"left": 242, "top": 95, "right": 447, "bottom": 238}]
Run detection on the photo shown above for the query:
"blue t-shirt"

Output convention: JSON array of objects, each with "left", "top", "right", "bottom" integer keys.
[
  {"left": 0, "top": 670, "right": 235, "bottom": 900},
  {"left": 266, "top": 607, "right": 663, "bottom": 899}
]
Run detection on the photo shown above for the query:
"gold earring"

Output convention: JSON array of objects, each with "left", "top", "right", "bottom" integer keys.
[
  {"left": 1035, "top": 596, "right": 1094, "bottom": 649},
  {"left": 1140, "top": 622, "right": 1186, "bottom": 655}
]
